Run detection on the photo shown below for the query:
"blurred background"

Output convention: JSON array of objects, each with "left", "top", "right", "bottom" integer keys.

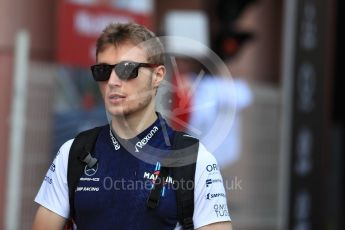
[{"left": 0, "top": 0, "right": 343, "bottom": 229}]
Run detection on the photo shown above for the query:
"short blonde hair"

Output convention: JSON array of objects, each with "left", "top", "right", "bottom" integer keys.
[{"left": 96, "top": 22, "right": 165, "bottom": 64}]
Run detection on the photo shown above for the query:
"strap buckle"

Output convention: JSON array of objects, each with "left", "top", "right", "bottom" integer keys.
[{"left": 81, "top": 152, "right": 98, "bottom": 168}]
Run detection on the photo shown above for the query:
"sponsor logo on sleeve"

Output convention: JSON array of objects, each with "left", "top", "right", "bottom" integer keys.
[
  {"left": 214, "top": 203, "right": 229, "bottom": 217},
  {"left": 206, "top": 164, "right": 218, "bottom": 172},
  {"left": 206, "top": 178, "right": 223, "bottom": 187},
  {"left": 49, "top": 163, "right": 56, "bottom": 172},
  {"left": 206, "top": 193, "right": 226, "bottom": 200},
  {"left": 44, "top": 176, "right": 53, "bottom": 184},
  {"left": 206, "top": 163, "right": 220, "bottom": 175}
]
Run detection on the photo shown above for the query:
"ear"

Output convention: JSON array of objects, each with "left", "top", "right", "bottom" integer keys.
[{"left": 152, "top": 65, "right": 166, "bottom": 88}]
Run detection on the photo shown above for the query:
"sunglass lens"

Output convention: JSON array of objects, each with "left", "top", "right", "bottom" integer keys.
[
  {"left": 115, "top": 62, "right": 139, "bottom": 80},
  {"left": 92, "top": 65, "right": 113, "bottom": 81}
]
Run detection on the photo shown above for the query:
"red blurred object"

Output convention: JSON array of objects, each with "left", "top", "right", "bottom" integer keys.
[
  {"left": 223, "top": 37, "right": 239, "bottom": 56},
  {"left": 171, "top": 73, "right": 192, "bottom": 131},
  {"left": 56, "top": 1, "right": 153, "bottom": 67},
  {"left": 81, "top": 92, "right": 96, "bottom": 111}
]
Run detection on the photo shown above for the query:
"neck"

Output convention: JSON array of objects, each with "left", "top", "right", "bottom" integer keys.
[{"left": 110, "top": 105, "right": 158, "bottom": 139}]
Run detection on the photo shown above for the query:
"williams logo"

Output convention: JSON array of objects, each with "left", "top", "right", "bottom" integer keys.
[
  {"left": 143, "top": 162, "right": 173, "bottom": 197},
  {"left": 84, "top": 163, "right": 98, "bottom": 177}
]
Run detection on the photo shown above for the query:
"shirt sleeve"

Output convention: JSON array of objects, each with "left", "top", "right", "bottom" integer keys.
[
  {"left": 34, "top": 139, "right": 74, "bottom": 219},
  {"left": 192, "top": 143, "right": 231, "bottom": 228}
]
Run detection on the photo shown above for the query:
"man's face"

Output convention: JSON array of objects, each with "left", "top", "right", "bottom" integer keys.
[{"left": 96, "top": 42, "right": 163, "bottom": 118}]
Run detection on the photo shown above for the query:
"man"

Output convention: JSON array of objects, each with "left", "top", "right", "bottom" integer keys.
[{"left": 33, "top": 22, "right": 233, "bottom": 230}]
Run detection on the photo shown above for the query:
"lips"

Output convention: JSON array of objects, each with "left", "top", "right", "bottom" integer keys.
[{"left": 108, "top": 93, "right": 126, "bottom": 104}]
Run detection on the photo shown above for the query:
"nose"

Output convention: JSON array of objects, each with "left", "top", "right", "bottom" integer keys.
[{"left": 107, "top": 68, "right": 122, "bottom": 87}]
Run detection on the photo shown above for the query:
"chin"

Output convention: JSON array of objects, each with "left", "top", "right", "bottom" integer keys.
[
  {"left": 106, "top": 105, "right": 126, "bottom": 117},
  {"left": 106, "top": 97, "right": 154, "bottom": 119}
]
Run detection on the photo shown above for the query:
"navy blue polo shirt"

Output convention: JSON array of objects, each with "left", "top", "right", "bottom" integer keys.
[{"left": 74, "top": 116, "right": 178, "bottom": 229}]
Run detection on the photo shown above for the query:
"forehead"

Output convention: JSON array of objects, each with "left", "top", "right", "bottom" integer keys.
[{"left": 96, "top": 42, "right": 148, "bottom": 64}]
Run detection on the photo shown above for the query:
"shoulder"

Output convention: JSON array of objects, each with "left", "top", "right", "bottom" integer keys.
[
  {"left": 57, "top": 125, "right": 108, "bottom": 163},
  {"left": 54, "top": 139, "right": 74, "bottom": 172},
  {"left": 61, "top": 139, "right": 74, "bottom": 152},
  {"left": 194, "top": 142, "right": 222, "bottom": 184},
  {"left": 196, "top": 143, "right": 218, "bottom": 170},
  {"left": 34, "top": 139, "right": 75, "bottom": 218},
  {"left": 172, "top": 133, "right": 217, "bottom": 170},
  {"left": 58, "top": 139, "right": 74, "bottom": 159}
]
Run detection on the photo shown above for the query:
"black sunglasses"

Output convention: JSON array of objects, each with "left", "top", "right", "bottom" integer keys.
[{"left": 90, "top": 61, "right": 161, "bottom": 82}]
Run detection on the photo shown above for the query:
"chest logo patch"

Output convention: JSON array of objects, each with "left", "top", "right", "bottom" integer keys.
[
  {"left": 84, "top": 163, "right": 98, "bottom": 177},
  {"left": 143, "top": 162, "right": 174, "bottom": 197}
]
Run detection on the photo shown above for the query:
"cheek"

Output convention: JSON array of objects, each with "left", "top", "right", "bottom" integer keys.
[{"left": 98, "top": 82, "right": 107, "bottom": 98}]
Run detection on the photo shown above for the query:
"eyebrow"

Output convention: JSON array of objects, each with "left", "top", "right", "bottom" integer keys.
[{"left": 96, "top": 60, "right": 140, "bottom": 65}]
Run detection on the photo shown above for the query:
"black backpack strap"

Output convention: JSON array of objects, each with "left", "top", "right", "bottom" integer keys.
[
  {"left": 146, "top": 131, "right": 199, "bottom": 229},
  {"left": 67, "top": 125, "right": 104, "bottom": 220},
  {"left": 147, "top": 166, "right": 170, "bottom": 209},
  {"left": 172, "top": 132, "right": 199, "bottom": 230}
]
